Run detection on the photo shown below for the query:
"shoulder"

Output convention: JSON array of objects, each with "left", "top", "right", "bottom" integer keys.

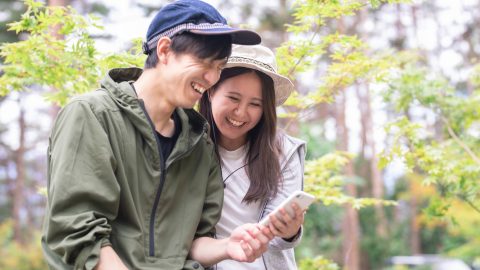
[
  {"left": 53, "top": 90, "right": 119, "bottom": 135},
  {"left": 275, "top": 132, "right": 307, "bottom": 170},
  {"left": 277, "top": 132, "right": 306, "bottom": 157},
  {"left": 278, "top": 132, "right": 306, "bottom": 149},
  {"left": 68, "top": 89, "right": 116, "bottom": 113}
]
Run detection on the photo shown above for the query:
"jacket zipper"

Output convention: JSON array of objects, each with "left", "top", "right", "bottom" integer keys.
[
  {"left": 259, "top": 199, "right": 269, "bottom": 270},
  {"left": 138, "top": 101, "right": 167, "bottom": 257},
  {"left": 148, "top": 136, "right": 166, "bottom": 256}
]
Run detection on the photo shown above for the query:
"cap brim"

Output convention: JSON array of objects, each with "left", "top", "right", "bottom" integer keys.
[{"left": 190, "top": 28, "right": 261, "bottom": 45}]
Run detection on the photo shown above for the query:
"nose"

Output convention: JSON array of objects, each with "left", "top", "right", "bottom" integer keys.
[
  {"left": 204, "top": 67, "right": 221, "bottom": 86},
  {"left": 233, "top": 102, "right": 248, "bottom": 118}
]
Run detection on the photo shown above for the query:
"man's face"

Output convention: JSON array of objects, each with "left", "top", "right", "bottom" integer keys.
[{"left": 164, "top": 53, "right": 227, "bottom": 108}]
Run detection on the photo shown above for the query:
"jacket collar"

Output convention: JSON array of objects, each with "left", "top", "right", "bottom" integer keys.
[{"left": 101, "top": 68, "right": 210, "bottom": 163}]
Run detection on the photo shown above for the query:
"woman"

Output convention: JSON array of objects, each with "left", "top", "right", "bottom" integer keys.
[{"left": 199, "top": 45, "right": 307, "bottom": 270}]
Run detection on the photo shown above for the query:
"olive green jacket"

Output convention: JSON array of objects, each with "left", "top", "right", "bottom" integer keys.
[{"left": 42, "top": 68, "right": 223, "bottom": 270}]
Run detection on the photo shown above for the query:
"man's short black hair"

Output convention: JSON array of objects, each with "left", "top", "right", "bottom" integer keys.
[{"left": 144, "top": 32, "right": 232, "bottom": 69}]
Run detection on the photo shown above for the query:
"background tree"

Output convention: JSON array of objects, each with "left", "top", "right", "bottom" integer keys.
[{"left": 1, "top": 0, "right": 480, "bottom": 269}]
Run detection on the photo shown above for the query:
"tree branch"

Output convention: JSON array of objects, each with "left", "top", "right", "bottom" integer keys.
[
  {"left": 465, "top": 198, "right": 480, "bottom": 215},
  {"left": 442, "top": 117, "right": 480, "bottom": 166}
]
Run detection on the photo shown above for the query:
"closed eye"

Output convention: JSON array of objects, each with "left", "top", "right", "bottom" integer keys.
[{"left": 227, "top": 96, "right": 240, "bottom": 102}]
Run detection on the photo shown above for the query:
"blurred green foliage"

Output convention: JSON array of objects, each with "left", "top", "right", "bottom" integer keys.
[{"left": 0, "top": 220, "right": 47, "bottom": 270}]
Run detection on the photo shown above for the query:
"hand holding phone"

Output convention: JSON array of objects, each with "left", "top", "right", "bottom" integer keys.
[{"left": 259, "top": 191, "right": 315, "bottom": 227}]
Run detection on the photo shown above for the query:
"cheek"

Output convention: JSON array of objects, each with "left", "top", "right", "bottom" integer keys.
[
  {"left": 210, "top": 99, "right": 225, "bottom": 123},
  {"left": 251, "top": 109, "right": 263, "bottom": 126}
]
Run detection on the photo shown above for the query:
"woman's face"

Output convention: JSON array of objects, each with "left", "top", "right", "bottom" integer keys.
[{"left": 210, "top": 71, "right": 264, "bottom": 150}]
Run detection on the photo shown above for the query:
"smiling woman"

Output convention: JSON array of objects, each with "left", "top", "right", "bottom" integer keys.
[{"left": 198, "top": 44, "right": 307, "bottom": 270}]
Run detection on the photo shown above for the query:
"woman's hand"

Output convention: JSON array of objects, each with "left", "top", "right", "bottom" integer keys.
[{"left": 266, "top": 202, "right": 305, "bottom": 240}]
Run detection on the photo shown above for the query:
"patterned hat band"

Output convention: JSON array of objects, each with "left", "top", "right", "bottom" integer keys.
[
  {"left": 227, "top": 56, "right": 276, "bottom": 73},
  {"left": 143, "top": 22, "right": 229, "bottom": 54}
]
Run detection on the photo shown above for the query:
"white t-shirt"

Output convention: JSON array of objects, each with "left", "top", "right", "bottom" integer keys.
[{"left": 215, "top": 145, "right": 265, "bottom": 270}]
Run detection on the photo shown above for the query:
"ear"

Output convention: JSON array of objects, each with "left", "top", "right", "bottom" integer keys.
[{"left": 156, "top": 36, "right": 172, "bottom": 65}]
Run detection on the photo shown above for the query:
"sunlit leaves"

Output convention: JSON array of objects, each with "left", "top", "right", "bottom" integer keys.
[
  {"left": 305, "top": 152, "right": 396, "bottom": 208},
  {"left": 277, "top": 0, "right": 405, "bottom": 111},
  {"left": 471, "top": 64, "right": 480, "bottom": 87},
  {"left": 299, "top": 255, "right": 340, "bottom": 270},
  {"left": 380, "top": 61, "right": 480, "bottom": 216},
  {"left": 0, "top": 0, "right": 145, "bottom": 106}
]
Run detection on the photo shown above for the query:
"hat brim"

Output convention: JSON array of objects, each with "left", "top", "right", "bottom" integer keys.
[
  {"left": 225, "top": 61, "right": 295, "bottom": 106},
  {"left": 190, "top": 28, "right": 261, "bottom": 45}
]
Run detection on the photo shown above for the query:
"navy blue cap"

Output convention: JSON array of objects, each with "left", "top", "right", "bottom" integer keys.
[{"left": 142, "top": 0, "right": 261, "bottom": 54}]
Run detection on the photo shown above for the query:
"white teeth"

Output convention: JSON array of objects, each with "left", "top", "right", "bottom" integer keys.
[
  {"left": 227, "top": 117, "right": 245, "bottom": 127},
  {"left": 191, "top": 82, "right": 206, "bottom": 94}
]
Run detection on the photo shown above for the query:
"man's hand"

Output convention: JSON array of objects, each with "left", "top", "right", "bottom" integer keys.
[
  {"left": 226, "top": 223, "right": 274, "bottom": 262},
  {"left": 266, "top": 202, "right": 305, "bottom": 240},
  {"left": 94, "top": 246, "right": 129, "bottom": 270}
]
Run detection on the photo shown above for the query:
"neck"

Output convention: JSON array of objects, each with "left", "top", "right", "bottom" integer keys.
[
  {"left": 134, "top": 69, "right": 176, "bottom": 135},
  {"left": 218, "top": 136, "right": 247, "bottom": 151}
]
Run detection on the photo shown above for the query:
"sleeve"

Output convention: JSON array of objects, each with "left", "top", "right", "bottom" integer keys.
[
  {"left": 42, "top": 100, "right": 120, "bottom": 270},
  {"left": 264, "top": 142, "right": 306, "bottom": 251},
  {"left": 194, "top": 147, "right": 224, "bottom": 239}
]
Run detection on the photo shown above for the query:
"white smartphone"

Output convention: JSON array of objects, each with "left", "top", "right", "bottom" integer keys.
[{"left": 259, "top": 190, "right": 316, "bottom": 226}]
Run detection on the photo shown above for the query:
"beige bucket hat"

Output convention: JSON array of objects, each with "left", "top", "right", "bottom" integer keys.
[{"left": 225, "top": 44, "right": 295, "bottom": 106}]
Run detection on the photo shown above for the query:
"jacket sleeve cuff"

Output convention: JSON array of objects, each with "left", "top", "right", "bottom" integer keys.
[
  {"left": 269, "top": 226, "right": 303, "bottom": 251},
  {"left": 75, "top": 237, "right": 111, "bottom": 270},
  {"left": 282, "top": 227, "right": 302, "bottom": 242}
]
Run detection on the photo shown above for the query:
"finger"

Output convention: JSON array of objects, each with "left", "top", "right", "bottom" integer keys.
[
  {"left": 249, "top": 226, "right": 271, "bottom": 245},
  {"left": 242, "top": 237, "right": 262, "bottom": 261},
  {"left": 268, "top": 220, "right": 281, "bottom": 236},
  {"left": 240, "top": 240, "right": 253, "bottom": 260},
  {"left": 270, "top": 214, "right": 288, "bottom": 232},
  {"left": 279, "top": 208, "right": 293, "bottom": 223},
  {"left": 258, "top": 225, "right": 274, "bottom": 240},
  {"left": 292, "top": 203, "right": 304, "bottom": 219},
  {"left": 244, "top": 230, "right": 262, "bottom": 251},
  {"left": 247, "top": 227, "right": 268, "bottom": 245},
  {"left": 297, "top": 212, "right": 306, "bottom": 224}
]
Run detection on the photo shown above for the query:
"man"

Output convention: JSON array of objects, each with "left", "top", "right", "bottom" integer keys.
[{"left": 41, "top": 1, "right": 272, "bottom": 269}]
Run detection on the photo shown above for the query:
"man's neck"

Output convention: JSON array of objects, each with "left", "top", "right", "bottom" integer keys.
[{"left": 134, "top": 70, "right": 176, "bottom": 137}]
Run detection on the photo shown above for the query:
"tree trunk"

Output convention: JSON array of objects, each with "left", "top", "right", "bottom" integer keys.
[
  {"left": 357, "top": 84, "right": 387, "bottom": 237},
  {"left": 336, "top": 90, "right": 360, "bottom": 270},
  {"left": 12, "top": 99, "right": 26, "bottom": 245},
  {"left": 47, "top": 0, "right": 69, "bottom": 117},
  {"left": 409, "top": 190, "right": 421, "bottom": 254},
  {"left": 398, "top": 3, "right": 423, "bottom": 255}
]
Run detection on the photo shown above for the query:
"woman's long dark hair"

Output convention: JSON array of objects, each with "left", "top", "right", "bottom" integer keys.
[{"left": 198, "top": 67, "right": 282, "bottom": 204}]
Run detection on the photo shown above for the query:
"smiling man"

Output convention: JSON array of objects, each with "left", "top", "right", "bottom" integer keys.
[{"left": 41, "top": 1, "right": 273, "bottom": 269}]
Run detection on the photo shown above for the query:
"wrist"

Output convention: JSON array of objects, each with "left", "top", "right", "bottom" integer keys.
[
  {"left": 220, "top": 237, "right": 232, "bottom": 260},
  {"left": 282, "top": 228, "right": 301, "bottom": 242}
]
